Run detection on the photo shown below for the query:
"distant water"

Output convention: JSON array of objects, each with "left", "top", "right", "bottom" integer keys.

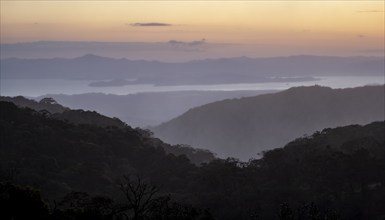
[{"left": 1, "top": 76, "right": 384, "bottom": 97}]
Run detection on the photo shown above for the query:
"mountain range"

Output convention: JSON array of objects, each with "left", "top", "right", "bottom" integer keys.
[
  {"left": 152, "top": 85, "right": 385, "bottom": 160},
  {"left": 2, "top": 55, "right": 383, "bottom": 85}
]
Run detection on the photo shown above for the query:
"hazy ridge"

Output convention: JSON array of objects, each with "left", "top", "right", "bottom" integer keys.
[
  {"left": 2, "top": 55, "right": 383, "bottom": 86},
  {"left": 37, "top": 90, "right": 273, "bottom": 127},
  {"left": 152, "top": 85, "right": 385, "bottom": 160}
]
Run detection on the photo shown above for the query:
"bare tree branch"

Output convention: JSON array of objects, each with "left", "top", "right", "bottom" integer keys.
[{"left": 119, "top": 174, "right": 160, "bottom": 220}]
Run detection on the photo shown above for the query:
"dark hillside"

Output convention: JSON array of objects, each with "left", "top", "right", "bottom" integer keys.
[
  {"left": 1, "top": 96, "right": 216, "bottom": 164},
  {"left": 0, "top": 96, "right": 69, "bottom": 113},
  {"left": 1, "top": 101, "right": 384, "bottom": 219},
  {"left": 0, "top": 101, "right": 196, "bottom": 200}
]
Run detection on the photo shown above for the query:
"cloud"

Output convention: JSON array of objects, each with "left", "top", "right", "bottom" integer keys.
[
  {"left": 167, "top": 39, "right": 207, "bottom": 52},
  {"left": 356, "top": 10, "right": 384, "bottom": 13},
  {"left": 168, "top": 39, "right": 206, "bottom": 46},
  {"left": 355, "top": 48, "right": 385, "bottom": 55},
  {"left": 130, "top": 22, "right": 172, "bottom": 27}
]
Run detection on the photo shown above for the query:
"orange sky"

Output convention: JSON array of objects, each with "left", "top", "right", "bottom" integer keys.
[{"left": 1, "top": 1, "right": 384, "bottom": 57}]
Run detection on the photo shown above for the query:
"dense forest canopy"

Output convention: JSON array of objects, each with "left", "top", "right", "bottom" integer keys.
[
  {"left": 1, "top": 100, "right": 384, "bottom": 219},
  {"left": 0, "top": 96, "right": 216, "bottom": 165}
]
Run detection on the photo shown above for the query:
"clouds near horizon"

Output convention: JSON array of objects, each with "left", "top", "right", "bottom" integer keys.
[
  {"left": 130, "top": 22, "right": 172, "bottom": 27},
  {"left": 356, "top": 10, "right": 384, "bottom": 13},
  {"left": 1, "top": 1, "right": 383, "bottom": 58}
]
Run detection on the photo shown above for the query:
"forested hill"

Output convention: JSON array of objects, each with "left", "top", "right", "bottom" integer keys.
[
  {"left": 0, "top": 95, "right": 128, "bottom": 128},
  {"left": 1, "top": 100, "right": 384, "bottom": 219},
  {"left": 152, "top": 85, "right": 385, "bottom": 160},
  {"left": 0, "top": 101, "right": 215, "bottom": 198},
  {"left": 0, "top": 98, "right": 215, "bottom": 165},
  {"left": 284, "top": 121, "right": 385, "bottom": 157},
  {"left": 0, "top": 96, "right": 69, "bottom": 113}
]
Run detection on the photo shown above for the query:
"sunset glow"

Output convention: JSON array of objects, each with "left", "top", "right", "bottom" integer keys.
[{"left": 1, "top": 1, "right": 384, "bottom": 57}]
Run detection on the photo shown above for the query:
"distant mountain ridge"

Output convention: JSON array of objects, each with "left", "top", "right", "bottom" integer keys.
[
  {"left": 152, "top": 85, "right": 385, "bottom": 160},
  {"left": 1, "top": 55, "right": 383, "bottom": 85}
]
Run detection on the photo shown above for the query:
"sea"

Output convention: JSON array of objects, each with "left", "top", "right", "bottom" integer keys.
[{"left": 1, "top": 76, "right": 384, "bottom": 97}]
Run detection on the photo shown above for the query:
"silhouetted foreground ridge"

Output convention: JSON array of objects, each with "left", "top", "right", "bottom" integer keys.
[
  {"left": 0, "top": 100, "right": 384, "bottom": 219},
  {"left": 0, "top": 96, "right": 215, "bottom": 165}
]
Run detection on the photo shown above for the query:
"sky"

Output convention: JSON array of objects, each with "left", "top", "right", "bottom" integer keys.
[{"left": 1, "top": 1, "right": 384, "bottom": 60}]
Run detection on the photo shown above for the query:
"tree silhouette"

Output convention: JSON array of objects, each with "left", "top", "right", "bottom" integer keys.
[
  {"left": 0, "top": 182, "right": 49, "bottom": 220},
  {"left": 278, "top": 203, "right": 294, "bottom": 220},
  {"left": 119, "top": 175, "right": 159, "bottom": 220}
]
